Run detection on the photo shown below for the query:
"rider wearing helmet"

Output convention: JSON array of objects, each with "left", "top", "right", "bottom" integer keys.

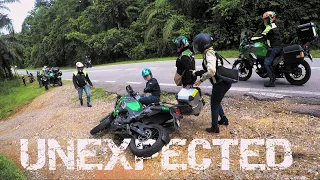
[
  {"left": 254, "top": 11, "right": 282, "bottom": 87},
  {"left": 192, "top": 33, "right": 231, "bottom": 133},
  {"left": 173, "top": 36, "right": 197, "bottom": 88},
  {"left": 73, "top": 62, "right": 93, "bottom": 107},
  {"left": 139, "top": 68, "right": 161, "bottom": 105}
]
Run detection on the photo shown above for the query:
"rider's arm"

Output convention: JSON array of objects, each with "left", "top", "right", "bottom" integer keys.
[
  {"left": 72, "top": 74, "right": 78, "bottom": 89},
  {"left": 143, "top": 78, "right": 158, "bottom": 93},
  {"left": 251, "top": 25, "right": 272, "bottom": 41},
  {"left": 85, "top": 73, "right": 93, "bottom": 86},
  {"left": 200, "top": 49, "right": 217, "bottom": 82}
]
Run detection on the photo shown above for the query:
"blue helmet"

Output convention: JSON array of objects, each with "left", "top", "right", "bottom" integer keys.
[{"left": 142, "top": 68, "right": 152, "bottom": 77}]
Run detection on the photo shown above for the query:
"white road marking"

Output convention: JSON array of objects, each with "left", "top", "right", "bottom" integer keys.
[
  {"left": 86, "top": 69, "right": 121, "bottom": 73},
  {"left": 127, "top": 81, "right": 142, "bottom": 84},
  {"left": 105, "top": 81, "right": 116, "bottom": 83},
  {"left": 91, "top": 80, "right": 99, "bottom": 82},
  {"left": 125, "top": 68, "right": 137, "bottom": 71},
  {"left": 64, "top": 79, "right": 72, "bottom": 81},
  {"left": 159, "top": 83, "right": 177, "bottom": 87}
]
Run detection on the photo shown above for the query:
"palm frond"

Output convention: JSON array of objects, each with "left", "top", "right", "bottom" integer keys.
[
  {"left": 155, "top": 0, "right": 167, "bottom": 8},
  {"left": 144, "top": 24, "right": 158, "bottom": 42},
  {"left": 141, "top": 3, "right": 155, "bottom": 18},
  {"left": 0, "top": 4, "right": 10, "bottom": 11},
  {"left": 146, "top": 9, "right": 160, "bottom": 25},
  {"left": 0, "top": 14, "right": 14, "bottom": 33},
  {"left": 162, "top": 15, "right": 177, "bottom": 41},
  {"left": 0, "top": 0, "right": 20, "bottom": 4}
]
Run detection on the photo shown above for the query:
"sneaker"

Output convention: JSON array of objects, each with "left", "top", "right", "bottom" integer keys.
[
  {"left": 218, "top": 116, "right": 229, "bottom": 126},
  {"left": 264, "top": 79, "right": 276, "bottom": 87},
  {"left": 87, "top": 103, "right": 92, "bottom": 107},
  {"left": 205, "top": 124, "right": 219, "bottom": 133}
]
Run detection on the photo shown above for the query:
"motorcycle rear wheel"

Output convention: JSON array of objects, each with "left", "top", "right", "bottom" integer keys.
[{"left": 285, "top": 60, "right": 311, "bottom": 86}]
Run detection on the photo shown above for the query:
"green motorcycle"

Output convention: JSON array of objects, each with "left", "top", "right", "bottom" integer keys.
[
  {"left": 233, "top": 23, "right": 317, "bottom": 85},
  {"left": 90, "top": 85, "right": 184, "bottom": 157}
]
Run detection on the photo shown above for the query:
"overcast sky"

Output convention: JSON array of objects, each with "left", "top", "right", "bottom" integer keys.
[{"left": 1, "top": 0, "right": 34, "bottom": 34}]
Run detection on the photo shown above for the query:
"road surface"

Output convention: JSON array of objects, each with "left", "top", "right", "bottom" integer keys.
[{"left": 18, "top": 58, "right": 320, "bottom": 99}]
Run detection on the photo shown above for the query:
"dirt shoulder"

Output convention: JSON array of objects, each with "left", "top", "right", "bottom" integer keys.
[{"left": 0, "top": 84, "right": 319, "bottom": 179}]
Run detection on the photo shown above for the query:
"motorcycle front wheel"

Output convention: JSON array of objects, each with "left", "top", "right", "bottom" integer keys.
[
  {"left": 90, "top": 114, "right": 112, "bottom": 135},
  {"left": 129, "top": 124, "right": 169, "bottom": 157},
  {"left": 285, "top": 60, "right": 311, "bottom": 86},
  {"left": 232, "top": 61, "right": 252, "bottom": 81}
]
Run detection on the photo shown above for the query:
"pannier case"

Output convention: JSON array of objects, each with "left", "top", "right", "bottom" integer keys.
[
  {"left": 283, "top": 44, "right": 304, "bottom": 65},
  {"left": 177, "top": 88, "right": 203, "bottom": 115},
  {"left": 297, "top": 22, "right": 318, "bottom": 42}
]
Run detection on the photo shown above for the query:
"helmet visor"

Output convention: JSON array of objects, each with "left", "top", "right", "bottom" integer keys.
[{"left": 192, "top": 42, "right": 199, "bottom": 54}]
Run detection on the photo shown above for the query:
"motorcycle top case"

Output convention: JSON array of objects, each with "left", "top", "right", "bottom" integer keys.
[
  {"left": 52, "top": 67, "right": 60, "bottom": 73},
  {"left": 176, "top": 88, "right": 203, "bottom": 115},
  {"left": 297, "top": 22, "right": 318, "bottom": 42},
  {"left": 283, "top": 44, "right": 304, "bottom": 65}
]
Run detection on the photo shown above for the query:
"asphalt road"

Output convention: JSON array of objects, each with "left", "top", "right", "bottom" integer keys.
[{"left": 18, "top": 58, "right": 320, "bottom": 99}]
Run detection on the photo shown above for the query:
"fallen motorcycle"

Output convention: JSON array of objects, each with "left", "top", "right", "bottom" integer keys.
[
  {"left": 90, "top": 85, "right": 204, "bottom": 157},
  {"left": 233, "top": 22, "right": 317, "bottom": 85}
]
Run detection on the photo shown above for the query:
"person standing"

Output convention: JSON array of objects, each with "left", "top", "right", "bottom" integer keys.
[
  {"left": 73, "top": 62, "right": 93, "bottom": 107},
  {"left": 192, "top": 33, "right": 231, "bottom": 133}
]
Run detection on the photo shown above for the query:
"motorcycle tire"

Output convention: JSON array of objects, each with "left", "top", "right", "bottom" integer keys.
[
  {"left": 232, "top": 61, "right": 252, "bottom": 81},
  {"left": 58, "top": 80, "right": 63, "bottom": 86},
  {"left": 44, "top": 83, "right": 48, "bottom": 90},
  {"left": 90, "top": 115, "right": 112, "bottom": 135},
  {"left": 284, "top": 60, "right": 311, "bottom": 86},
  {"left": 129, "top": 124, "right": 169, "bottom": 157}
]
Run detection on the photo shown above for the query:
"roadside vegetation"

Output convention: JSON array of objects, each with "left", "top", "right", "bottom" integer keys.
[{"left": 0, "top": 153, "right": 26, "bottom": 180}]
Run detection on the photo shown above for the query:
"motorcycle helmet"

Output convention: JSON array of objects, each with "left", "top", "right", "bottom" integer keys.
[
  {"left": 76, "top": 62, "right": 84, "bottom": 72},
  {"left": 192, "top": 33, "right": 214, "bottom": 54},
  {"left": 142, "top": 68, "right": 152, "bottom": 77},
  {"left": 173, "top": 36, "right": 190, "bottom": 53},
  {"left": 263, "top": 11, "right": 277, "bottom": 25}
]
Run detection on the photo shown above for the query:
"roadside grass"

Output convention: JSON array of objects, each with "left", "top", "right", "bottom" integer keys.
[
  {"left": 0, "top": 77, "right": 46, "bottom": 120},
  {"left": 310, "top": 49, "right": 320, "bottom": 58},
  {"left": 0, "top": 153, "right": 26, "bottom": 180}
]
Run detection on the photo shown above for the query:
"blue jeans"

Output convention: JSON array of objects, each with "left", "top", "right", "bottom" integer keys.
[
  {"left": 138, "top": 95, "right": 160, "bottom": 105},
  {"left": 210, "top": 81, "right": 232, "bottom": 125},
  {"left": 264, "top": 48, "right": 281, "bottom": 78},
  {"left": 78, "top": 85, "right": 91, "bottom": 104}
]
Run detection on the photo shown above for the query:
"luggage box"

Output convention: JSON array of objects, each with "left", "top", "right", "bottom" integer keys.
[
  {"left": 297, "top": 22, "right": 318, "bottom": 42},
  {"left": 176, "top": 88, "right": 203, "bottom": 115},
  {"left": 283, "top": 44, "right": 304, "bottom": 65}
]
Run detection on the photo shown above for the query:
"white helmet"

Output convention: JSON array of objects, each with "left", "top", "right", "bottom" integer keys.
[{"left": 76, "top": 62, "right": 84, "bottom": 68}]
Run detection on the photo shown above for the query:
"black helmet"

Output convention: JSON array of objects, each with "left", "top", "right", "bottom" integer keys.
[{"left": 192, "top": 33, "right": 213, "bottom": 53}]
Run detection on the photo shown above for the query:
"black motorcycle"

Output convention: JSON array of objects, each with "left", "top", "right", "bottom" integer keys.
[{"left": 48, "top": 67, "right": 63, "bottom": 86}]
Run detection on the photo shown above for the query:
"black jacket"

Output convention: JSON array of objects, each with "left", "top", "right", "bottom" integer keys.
[
  {"left": 144, "top": 78, "right": 161, "bottom": 96},
  {"left": 73, "top": 71, "right": 93, "bottom": 88},
  {"left": 176, "top": 50, "right": 196, "bottom": 86},
  {"left": 262, "top": 23, "right": 282, "bottom": 48}
]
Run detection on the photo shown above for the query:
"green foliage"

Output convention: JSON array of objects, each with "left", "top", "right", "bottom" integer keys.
[
  {"left": 0, "top": 153, "right": 26, "bottom": 180},
  {"left": 0, "top": 78, "right": 45, "bottom": 119},
  {"left": 1, "top": 0, "right": 320, "bottom": 69}
]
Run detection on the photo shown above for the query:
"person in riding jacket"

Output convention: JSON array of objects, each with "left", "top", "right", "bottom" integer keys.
[
  {"left": 139, "top": 68, "right": 161, "bottom": 105},
  {"left": 73, "top": 62, "right": 93, "bottom": 107},
  {"left": 253, "top": 11, "right": 282, "bottom": 87},
  {"left": 192, "top": 33, "right": 232, "bottom": 133},
  {"left": 173, "top": 36, "right": 197, "bottom": 88}
]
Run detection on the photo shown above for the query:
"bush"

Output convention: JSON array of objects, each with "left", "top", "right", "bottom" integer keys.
[{"left": 0, "top": 154, "right": 26, "bottom": 180}]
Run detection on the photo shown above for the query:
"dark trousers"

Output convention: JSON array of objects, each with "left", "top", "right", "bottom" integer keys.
[
  {"left": 210, "top": 81, "right": 232, "bottom": 125},
  {"left": 264, "top": 48, "right": 281, "bottom": 79},
  {"left": 139, "top": 95, "right": 160, "bottom": 105}
]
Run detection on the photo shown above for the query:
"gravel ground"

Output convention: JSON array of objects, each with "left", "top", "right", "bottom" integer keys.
[{"left": 0, "top": 84, "right": 319, "bottom": 180}]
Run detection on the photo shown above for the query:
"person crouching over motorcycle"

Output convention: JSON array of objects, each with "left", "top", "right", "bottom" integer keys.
[
  {"left": 139, "top": 68, "right": 161, "bottom": 105},
  {"left": 73, "top": 62, "right": 93, "bottom": 107},
  {"left": 192, "top": 33, "right": 231, "bottom": 133},
  {"left": 253, "top": 11, "right": 282, "bottom": 87}
]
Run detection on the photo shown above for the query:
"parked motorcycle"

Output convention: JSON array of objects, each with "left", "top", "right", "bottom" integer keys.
[
  {"left": 48, "top": 67, "right": 63, "bottom": 86},
  {"left": 28, "top": 73, "right": 35, "bottom": 83},
  {"left": 233, "top": 22, "right": 317, "bottom": 85}
]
